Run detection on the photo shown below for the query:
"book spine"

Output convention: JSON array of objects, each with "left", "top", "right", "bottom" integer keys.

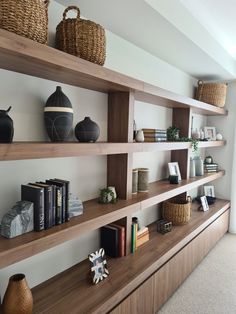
[
  {"left": 51, "top": 185, "right": 56, "bottom": 226},
  {"left": 44, "top": 187, "right": 50, "bottom": 230},
  {"left": 61, "top": 185, "right": 66, "bottom": 223},
  {"left": 56, "top": 187, "right": 62, "bottom": 225},
  {"left": 120, "top": 227, "right": 125, "bottom": 257},
  {"left": 47, "top": 186, "right": 53, "bottom": 228},
  {"left": 65, "top": 182, "right": 70, "bottom": 222}
]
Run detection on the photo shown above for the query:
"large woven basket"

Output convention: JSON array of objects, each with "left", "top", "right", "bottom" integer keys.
[
  {"left": 196, "top": 80, "right": 227, "bottom": 108},
  {"left": 56, "top": 6, "right": 106, "bottom": 66},
  {"left": 0, "top": 0, "right": 49, "bottom": 44},
  {"left": 162, "top": 197, "right": 191, "bottom": 225}
]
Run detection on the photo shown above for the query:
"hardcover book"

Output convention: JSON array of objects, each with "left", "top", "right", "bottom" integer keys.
[
  {"left": 101, "top": 225, "right": 119, "bottom": 258},
  {"left": 21, "top": 184, "right": 44, "bottom": 231},
  {"left": 46, "top": 180, "right": 63, "bottom": 225},
  {"left": 54, "top": 178, "right": 70, "bottom": 222},
  {"left": 110, "top": 223, "right": 126, "bottom": 257}
]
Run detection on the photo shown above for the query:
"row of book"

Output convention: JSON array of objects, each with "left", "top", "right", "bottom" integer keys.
[
  {"left": 131, "top": 223, "right": 149, "bottom": 253},
  {"left": 142, "top": 128, "right": 167, "bottom": 142},
  {"left": 21, "top": 178, "right": 70, "bottom": 232},
  {"left": 101, "top": 223, "right": 126, "bottom": 258},
  {"left": 204, "top": 163, "right": 218, "bottom": 173}
]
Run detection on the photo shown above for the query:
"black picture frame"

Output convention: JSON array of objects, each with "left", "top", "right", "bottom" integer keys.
[{"left": 88, "top": 248, "right": 109, "bottom": 284}]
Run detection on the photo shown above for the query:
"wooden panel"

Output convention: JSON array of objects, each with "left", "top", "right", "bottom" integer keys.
[
  {"left": 32, "top": 201, "right": 229, "bottom": 314},
  {"left": 0, "top": 141, "right": 226, "bottom": 161},
  {"left": 110, "top": 275, "right": 154, "bottom": 314},
  {"left": 0, "top": 30, "right": 227, "bottom": 116},
  {"left": 153, "top": 210, "right": 229, "bottom": 312}
]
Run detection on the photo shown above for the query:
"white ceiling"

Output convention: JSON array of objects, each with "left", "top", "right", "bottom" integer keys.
[{"left": 55, "top": 0, "right": 236, "bottom": 81}]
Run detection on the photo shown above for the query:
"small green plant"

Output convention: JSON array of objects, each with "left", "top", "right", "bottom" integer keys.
[
  {"left": 167, "top": 126, "right": 180, "bottom": 140},
  {"left": 99, "top": 188, "right": 117, "bottom": 204}
]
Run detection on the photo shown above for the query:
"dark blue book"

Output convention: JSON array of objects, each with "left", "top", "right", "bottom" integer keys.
[{"left": 101, "top": 225, "right": 119, "bottom": 258}]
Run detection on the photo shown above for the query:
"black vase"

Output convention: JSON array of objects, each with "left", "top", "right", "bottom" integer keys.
[
  {"left": 75, "top": 117, "right": 100, "bottom": 142},
  {"left": 44, "top": 86, "right": 73, "bottom": 142},
  {"left": 0, "top": 106, "right": 14, "bottom": 143}
]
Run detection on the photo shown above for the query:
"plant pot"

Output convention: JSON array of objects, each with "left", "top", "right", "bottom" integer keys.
[
  {"left": 44, "top": 86, "right": 73, "bottom": 142},
  {"left": 75, "top": 117, "right": 100, "bottom": 142},
  {"left": 2, "top": 274, "right": 33, "bottom": 314}
]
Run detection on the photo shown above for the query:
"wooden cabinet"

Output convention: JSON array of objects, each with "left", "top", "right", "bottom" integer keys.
[
  {"left": 0, "top": 29, "right": 230, "bottom": 313},
  {"left": 111, "top": 210, "right": 229, "bottom": 314}
]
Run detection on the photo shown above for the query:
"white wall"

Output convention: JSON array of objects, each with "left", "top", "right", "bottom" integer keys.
[{"left": 0, "top": 0, "right": 198, "bottom": 296}]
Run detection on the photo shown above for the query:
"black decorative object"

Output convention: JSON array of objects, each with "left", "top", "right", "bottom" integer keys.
[
  {"left": 169, "top": 175, "right": 179, "bottom": 184},
  {"left": 157, "top": 219, "right": 172, "bottom": 234},
  {"left": 75, "top": 117, "right": 100, "bottom": 142},
  {"left": 0, "top": 106, "right": 14, "bottom": 143},
  {"left": 44, "top": 86, "right": 73, "bottom": 142}
]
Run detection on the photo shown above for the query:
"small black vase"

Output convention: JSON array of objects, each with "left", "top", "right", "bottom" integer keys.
[
  {"left": 44, "top": 86, "right": 73, "bottom": 142},
  {"left": 0, "top": 106, "right": 14, "bottom": 143},
  {"left": 75, "top": 117, "right": 100, "bottom": 142}
]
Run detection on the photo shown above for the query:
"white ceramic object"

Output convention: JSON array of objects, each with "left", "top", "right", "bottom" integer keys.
[
  {"left": 135, "top": 129, "right": 144, "bottom": 142},
  {"left": 216, "top": 133, "right": 223, "bottom": 141}
]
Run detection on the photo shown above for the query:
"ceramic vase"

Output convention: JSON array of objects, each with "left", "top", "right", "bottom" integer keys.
[
  {"left": 194, "top": 156, "right": 204, "bottom": 176},
  {"left": 44, "top": 86, "right": 73, "bottom": 142},
  {"left": 75, "top": 117, "right": 100, "bottom": 142},
  {"left": 138, "top": 168, "right": 149, "bottom": 192},
  {"left": 0, "top": 106, "right": 14, "bottom": 143},
  {"left": 190, "top": 157, "right": 196, "bottom": 177},
  {"left": 135, "top": 130, "right": 144, "bottom": 142},
  {"left": 2, "top": 274, "right": 33, "bottom": 314},
  {"left": 132, "top": 169, "right": 138, "bottom": 194}
]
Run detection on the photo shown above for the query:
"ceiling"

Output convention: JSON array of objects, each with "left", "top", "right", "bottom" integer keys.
[{"left": 55, "top": 0, "right": 236, "bottom": 81}]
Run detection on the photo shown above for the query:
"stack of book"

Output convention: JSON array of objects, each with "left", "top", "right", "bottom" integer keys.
[
  {"left": 21, "top": 178, "right": 70, "bottom": 232},
  {"left": 131, "top": 222, "right": 149, "bottom": 253},
  {"left": 100, "top": 224, "right": 126, "bottom": 258},
  {"left": 142, "top": 129, "right": 167, "bottom": 142},
  {"left": 204, "top": 163, "right": 219, "bottom": 173}
]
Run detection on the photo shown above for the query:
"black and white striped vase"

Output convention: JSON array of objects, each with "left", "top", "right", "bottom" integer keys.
[{"left": 44, "top": 86, "right": 73, "bottom": 142}]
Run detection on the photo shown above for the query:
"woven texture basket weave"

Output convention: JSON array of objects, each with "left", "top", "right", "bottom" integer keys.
[
  {"left": 196, "top": 80, "right": 227, "bottom": 108},
  {"left": 0, "top": 0, "right": 49, "bottom": 44},
  {"left": 56, "top": 6, "right": 106, "bottom": 66},
  {"left": 162, "top": 197, "right": 191, "bottom": 225}
]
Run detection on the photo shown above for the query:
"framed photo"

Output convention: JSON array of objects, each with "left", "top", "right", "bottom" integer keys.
[
  {"left": 200, "top": 196, "right": 209, "bottom": 212},
  {"left": 88, "top": 248, "right": 109, "bottom": 284},
  {"left": 204, "top": 127, "right": 216, "bottom": 140},
  {"left": 168, "top": 162, "right": 182, "bottom": 181},
  {"left": 204, "top": 185, "right": 215, "bottom": 197}
]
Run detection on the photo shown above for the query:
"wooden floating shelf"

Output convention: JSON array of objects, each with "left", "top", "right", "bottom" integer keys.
[
  {"left": 0, "top": 170, "right": 225, "bottom": 268},
  {"left": 0, "top": 141, "right": 226, "bottom": 161},
  {"left": 0, "top": 29, "right": 227, "bottom": 116},
  {"left": 32, "top": 199, "right": 230, "bottom": 314}
]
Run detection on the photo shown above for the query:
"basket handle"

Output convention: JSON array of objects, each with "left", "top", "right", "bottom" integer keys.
[
  {"left": 63, "top": 6, "right": 80, "bottom": 21},
  {"left": 44, "top": 0, "right": 50, "bottom": 7}
]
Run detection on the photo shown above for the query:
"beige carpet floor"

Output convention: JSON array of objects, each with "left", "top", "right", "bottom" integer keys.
[{"left": 158, "top": 233, "right": 236, "bottom": 314}]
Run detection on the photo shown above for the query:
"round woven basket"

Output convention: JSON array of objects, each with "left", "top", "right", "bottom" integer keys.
[
  {"left": 196, "top": 80, "right": 227, "bottom": 108},
  {"left": 56, "top": 6, "right": 106, "bottom": 66},
  {"left": 0, "top": 0, "right": 49, "bottom": 44},
  {"left": 162, "top": 197, "right": 191, "bottom": 225}
]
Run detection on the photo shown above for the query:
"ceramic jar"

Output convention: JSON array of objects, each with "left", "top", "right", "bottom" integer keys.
[
  {"left": 75, "top": 117, "right": 100, "bottom": 142},
  {"left": 135, "top": 130, "right": 144, "bottom": 142},
  {"left": 138, "top": 168, "right": 149, "bottom": 192},
  {"left": 194, "top": 156, "right": 204, "bottom": 176},
  {"left": 132, "top": 169, "right": 138, "bottom": 194},
  {"left": 0, "top": 106, "right": 14, "bottom": 143},
  {"left": 44, "top": 86, "right": 73, "bottom": 142},
  {"left": 2, "top": 274, "right": 33, "bottom": 314}
]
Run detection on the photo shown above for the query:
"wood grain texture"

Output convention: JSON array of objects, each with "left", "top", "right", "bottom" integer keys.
[
  {"left": 153, "top": 209, "right": 229, "bottom": 312},
  {"left": 0, "top": 29, "right": 227, "bottom": 116},
  {"left": 110, "top": 275, "right": 154, "bottom": 314},
  {"left": 32, "top": 200, "right": 230, "bottom": 314},
  {"left": 0, "top": 171, "right": 225, "bottom": 268},
  {"left": 0, "top": 141, "right": 226, "bottom": 161}
]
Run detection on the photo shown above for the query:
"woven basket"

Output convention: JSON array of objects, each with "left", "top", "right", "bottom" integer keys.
[
  {"left": 56, "top": 6, "right": 106, "bottom": 66},
  {"left": 162, "top": 197, "right": 191, "bottom": 225},
  {"left": 196, "top": 80, "right": 227, "bottom": 108},
  {"left": 0, "top": 0, "right": 49, "bottom": 44}
]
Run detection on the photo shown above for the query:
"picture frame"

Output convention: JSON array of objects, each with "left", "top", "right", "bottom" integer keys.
[
  {"left": 204, "top": 127, "right": 216, "bottom": 141},
  {"left": 200, "top": 196, "right": 209, "bottom": 212},
  {"left": 204, "top": 185, "right": 215, "bottom": 197},
  {"left": 168, "top": 162, "right": 182, "bottom": 181},
  {"left": 88, "top": 248, "right": 109, "bottom": 284}
]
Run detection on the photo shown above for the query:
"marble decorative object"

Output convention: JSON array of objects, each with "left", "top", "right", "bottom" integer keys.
[
  {"left": 69, "top": 193, "right": 84, "bottom": 218},
  {"left": 1, "top": 201, "right": 34, "bottom": 238}
]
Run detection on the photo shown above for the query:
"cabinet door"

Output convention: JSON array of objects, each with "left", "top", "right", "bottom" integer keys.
[
  {"left": 110, "top": 275, "right": 154, "bottom": 314},
  {"left": 153, "top": 210, "right": 229, "bottom": 312}
]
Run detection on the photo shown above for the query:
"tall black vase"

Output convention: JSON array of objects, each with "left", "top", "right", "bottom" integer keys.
[
  {"left": 0, "top": 106, "right": 14, "bottom": 143},
  {"left": 44, "top": 86, "right": 73, "bottom": 142},
  {"left": 75, "top": 117, "right": 100, "bottom": 142}
]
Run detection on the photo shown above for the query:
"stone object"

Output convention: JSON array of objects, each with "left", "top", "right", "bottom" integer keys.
[
  {"left": 69, "top": 193, "right": 84, "bottom": 218},
  {"left": 1, "top": 201, "right": 34, "bottom": 238}
]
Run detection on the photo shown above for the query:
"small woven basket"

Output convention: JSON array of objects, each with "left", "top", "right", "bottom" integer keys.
[
  {"left": 162, "top": 196, "right": 191, "bottom": 225},
  {"left": 56, "top": 6, "right": 106, "bottom": 66},
  {"left": 0, "top": 0, "right": 49, "bottom": 44},
  {"left": 196, "top": 80, "right": 227, "bottom": 108}
]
